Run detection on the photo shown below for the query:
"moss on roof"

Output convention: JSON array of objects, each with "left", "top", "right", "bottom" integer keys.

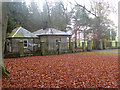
[
  {"left": 8, "top": 27, "right": 19, "bottom": 37},
  {"left": 8, "top": 27, "right": 38, "bottom": 38}
]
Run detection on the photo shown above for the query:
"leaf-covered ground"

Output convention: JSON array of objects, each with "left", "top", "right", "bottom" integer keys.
[{"left": 2, "top": 51, "right": 118, "bottom": 88}]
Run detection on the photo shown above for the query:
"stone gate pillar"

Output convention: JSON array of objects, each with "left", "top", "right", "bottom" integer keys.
[
  {"left": 82, "top": 42, "right": 86, "bottom": 51},
  {"left": 69, "top": 37, "right": 71, "bottom": 50},
  {"left": 98, "top": 40, "right": 103, "bottom": 50},
  {"left": 19, "top": 40, "right": 24, "bottom": 57},
  {"left": 87, "top": 40, "right": 92, "bottom": 51},
  {"left": 58, "top": 41, "right": 61, "bottom": 54},
  {"left": 71, "top": 41, "right": 74, "bottom": 53},
  {"left": 103, "top": 41, "right": 106, "bottom": 49},
  {"left": 110, "top": 41, "right": 112, "bottom": 48},
  {"left": 40, "top": 41, "right": 45, "bottom": 55},
  {"left": 115, "top": 41, "right": 118, "bottom": 48}
]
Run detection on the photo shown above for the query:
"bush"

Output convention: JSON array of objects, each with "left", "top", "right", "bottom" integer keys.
[
  {"left": 45, "top": 51, "right": 57, "bottom": 55},
  {"left": 63, "top": 50, "right": 72, "bottom": 54},
  {"left": 74, "top": 49, "right": 82, "bottom": 53},
  {"left": 4, "top": 53, "right": 20, "bottom": 58}
]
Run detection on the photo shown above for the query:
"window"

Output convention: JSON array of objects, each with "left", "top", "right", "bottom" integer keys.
[{"left": 23, "top": 40, "right": 28, "bottom": 48}]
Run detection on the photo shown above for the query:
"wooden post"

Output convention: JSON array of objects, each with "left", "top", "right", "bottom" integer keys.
[
  {"left": 19, "top": 40, "right": 24, "bottom": 57},
  {"left": 82, "top": 42, "right": 86, "bottom": 51},
  {"left": 40, "top": 41, "right": 45, "bottom": 55},
  {"left": 103, "top": 41, "right": 106, "bottom": 49},
  {"left": 98, "top": 40, "right": 103, "bottom": 50},
  {"left": 87, "top": 40, "right": 92, "bottom": 51},
  {"left": 58, "top": 41, "right": 61, "bottom": 54}
]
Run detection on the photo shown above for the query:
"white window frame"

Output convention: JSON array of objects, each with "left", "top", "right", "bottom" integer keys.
[{"left": 23, "top": 39, "right": 28, "bottom": 48}]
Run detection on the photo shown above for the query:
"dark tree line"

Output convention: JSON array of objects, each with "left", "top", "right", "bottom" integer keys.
[{"left": 7, "top": 1, "right": 71, "bottom": 33}]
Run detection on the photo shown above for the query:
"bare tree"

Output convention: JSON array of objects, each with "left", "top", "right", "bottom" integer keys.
[{"left": 1, "top": 2, "right": 11, "bottom": 78}]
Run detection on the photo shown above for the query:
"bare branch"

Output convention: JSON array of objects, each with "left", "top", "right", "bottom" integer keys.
[
  {"left": 75, "top": 1, "right": 97, "bottom": 17},
  {"left": 68, "top": 0, "right": 98, "bottom": 17}
]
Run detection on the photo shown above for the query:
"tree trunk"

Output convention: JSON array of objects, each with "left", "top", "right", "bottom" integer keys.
[
  {"left": 75, "top": 30, "right": 77, "bottom": 48},
  {"left": 1, "top": 2, "right": 11, "bottom": 78}
]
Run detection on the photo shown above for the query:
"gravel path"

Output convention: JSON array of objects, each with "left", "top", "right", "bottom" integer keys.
[{"left": 93, "top": 50, "right": 120, "bottom": 53}]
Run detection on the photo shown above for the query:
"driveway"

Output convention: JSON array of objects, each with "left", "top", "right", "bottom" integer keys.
[{"left": 93, "top": 49, "right": 120, "bottom": 53}]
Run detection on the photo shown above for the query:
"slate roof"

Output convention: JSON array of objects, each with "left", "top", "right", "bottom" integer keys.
[
  {"left": 33, "top": 28, "right": 72, "bottom": 36},
  {"left": 8, "top": 27, "right": 38, "bottom": 38}
]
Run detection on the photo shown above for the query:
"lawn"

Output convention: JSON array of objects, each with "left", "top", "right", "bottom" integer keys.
[{"left": 2, "top": 51, "right": 118, "bottom": 88}]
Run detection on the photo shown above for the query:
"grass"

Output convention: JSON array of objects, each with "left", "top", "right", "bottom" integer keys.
[
  {"left": 75, "top": 49, "right": 118, "bottom": 56},
  {"left": 87, "top": 51, "right": 118, "bottom": 56},
  {"left": 104, "top": 49, "right": 119, "bottom": 51}
]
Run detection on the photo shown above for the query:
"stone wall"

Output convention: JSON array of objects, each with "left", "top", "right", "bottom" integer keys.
[
  {"left": 6, "top": 36, "right": 69, "bottom": 53},
  {"left": 39, "top": 36, "right": 68, "bottom": 51},
  {"left": 6, "top": 38, "right": 39, "bottom": 53},
  {"left": 47, "top": 36, "right": 68, "bottom": 51}
]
